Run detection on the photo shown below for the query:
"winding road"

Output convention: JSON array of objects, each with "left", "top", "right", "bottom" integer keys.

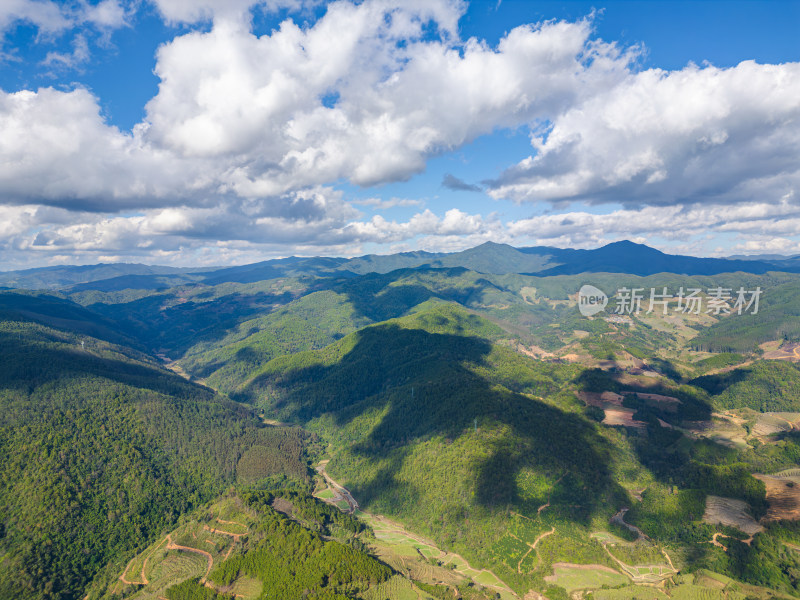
[
  {"left": 315, "top": 460, "right": 359, "bottom": 513},
  {"left": 610, "top": 508, "right": 647, "bottom": 540},
  {"left": 516, "top": 527, "right": 555, "bottom": 573}
]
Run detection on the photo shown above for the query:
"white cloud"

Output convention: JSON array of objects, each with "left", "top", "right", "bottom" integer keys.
[
  {"left": 0, "top": 0, "right": 131, "bottom": 35},
  {"left": 85, "top": 0, "right": 129, "bottom": 29},
  {"left": 141, "top": 4, "right": 633, "bottom": 196},
  {"left": 0, "top": 87, "right": 212, "bottom": 209},
  {"left": 147, "top": 0, "right": 305, "bottom": 25},
  {"left": 41, "top": 33, "right": 91, "bottom": 69},
  {"left": 1, "top": 1, "right": 799, "bottom": 267},
  {"left": 0, "top": 4, "right": 635, "bottom": 208},
  {"left": 730, "top": 238, "right": 800, "bottom": 255},
  {"left": 9, "top": 201, "right": 500, "bottom": 261},
  {"left": 352, "top": 197, "right": 424, "bottom": 209},
  {"left": 0, "top": 0, "right": 70, "bottom": 34},
  {"left": 506, "top": 198, "right": 800, "bottom": 249},
  {"left": 489, "top": 60, "right": 800, "bottom": 208}
]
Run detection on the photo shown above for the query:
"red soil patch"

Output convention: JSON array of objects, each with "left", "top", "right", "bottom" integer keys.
[
  {"left": 754, "top": 474, "right": 800, "bottom": 521},
  {"left": 576, "top": 391, "right": 623, "bottom": 407},
  {"left": 603, "top": 408, "right": 647, "bottom": 429}
]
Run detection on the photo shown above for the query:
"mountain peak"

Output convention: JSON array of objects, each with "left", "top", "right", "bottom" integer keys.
[{"left": 600, "top": 240, "right": 661, "bottom": 252}]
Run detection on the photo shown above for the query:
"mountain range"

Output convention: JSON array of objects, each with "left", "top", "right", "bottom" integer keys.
[
  {"left": 3, "top": 240, "right": 800, "bottom": 600},
  {"left": 4, "top": 240, "right": 800, "bottom": 292}
]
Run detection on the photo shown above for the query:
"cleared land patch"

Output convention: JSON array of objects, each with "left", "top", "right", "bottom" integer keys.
[
  {"left": 603, "top": 408, "right": 647, "bottom": 429},
  {"left": 592, "top": 585, "right": 668, "bottom": 600},
  {"left": 702, "top": 495, "right": 763, "bottom": 536},
  {"left": 111, "top": 504, "right": 247, "bottom": 599},
  {"left": 543, "top": 563, "right": 627, "bottom": 592},
  {"left": 754, "top": 473, "right": 800, "bottom": 521},
  {"left": 761, "top": 341, "right": 800, "bottom": 361}
]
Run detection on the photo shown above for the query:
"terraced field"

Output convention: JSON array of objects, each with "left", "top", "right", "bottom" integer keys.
[
  {"left": 314, "top": 461, "right": 519, "bottom": 599},
  {"left": 361, "top": 511, "right": 517, "bottom": 600},
  {"left": 362, "top": 575, "right": 436, "bottom": 600},
  {"left": 103, "top": 498, "right": 253, "bottom": 600},
  {"left": 593, "top": 585, "right": 668, "bottom": 600}
]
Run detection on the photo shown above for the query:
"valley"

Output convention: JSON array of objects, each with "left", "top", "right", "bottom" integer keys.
[{"left": 3, "top": 242, "right": 800, "bottom": 599}]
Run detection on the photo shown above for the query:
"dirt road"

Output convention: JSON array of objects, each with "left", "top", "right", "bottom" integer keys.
[
  {"left": 166, "top": 533, "right": 214, "bottom": 583},
  {"left": 316, "top": 460, "right": 359, "bottom": 513},
  {"left": 516, "top": 527, "right": 555, "bottom": 573},
  {"left": 611, "top": 508, "right": 646, "bottom": 540}
]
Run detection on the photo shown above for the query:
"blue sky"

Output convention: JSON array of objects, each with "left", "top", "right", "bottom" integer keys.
[{"left": 0, "top": 0, "right": 798, "bottom": 268}]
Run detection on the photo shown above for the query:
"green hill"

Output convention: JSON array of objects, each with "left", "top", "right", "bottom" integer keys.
[
  {"left": 242, "top": 304, "right": 649, "bottom": 592},
  {"left": 691, "top": 361, "right": 800, "bottom": 412},
  {"left": 4, "top": 260, "right": 800, "bottom": 598},
  {"left": 0, "top": 317, "right": 310, "bottom": 600},
  {"left": 691, "top": 280, "right": 800, "bottom": 352}
]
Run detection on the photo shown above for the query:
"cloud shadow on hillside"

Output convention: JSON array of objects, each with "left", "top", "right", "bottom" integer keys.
[{"left": 246, "top": 322, "right": 631, "bottom": 524}]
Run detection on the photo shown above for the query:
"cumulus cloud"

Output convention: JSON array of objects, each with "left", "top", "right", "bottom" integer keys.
[
  {"left": 0, "top": 87, "right": 212, "bottom": 210},
  {"left": 1, "top": 0, "right": 799, "bottom": 267},
  {"left": 488, "top": 60, "right": 800, "bottom": 208},
  {"left": 141, "top": 1, "right": 631, "bottom": 197},
  {"left": 85, "top": 0, "right": 129, "bottom": 30},
  {"left": 0, "top": 4, "right": 635, "bottom": 208},
  {"left": 0, "top": 0, "right": 71, "bottom": 34},
  {"left": 506, "top": 197, "right": 800, "bottom": 249},
  {"left": 7, "top": 199, "right": 502, "bottom": 266},
  {"left": 147, "top": 0, "right": 305, "bottom": 25},
  {"left": 41, "top": 34, "right": 91, "bottom": 70},
  {"left": 1, "top": 0, "right": 131, "bottom": 35}
]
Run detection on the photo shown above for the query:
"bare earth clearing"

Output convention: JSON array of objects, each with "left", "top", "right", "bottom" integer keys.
[
  {"left": 760, "top": 341, "right": 800, "bottom": 361},
  {"left": 114, "top": 505, "right": 250, "bottom": 599},
  {"left": 702, "top": 495, "right": 764, "bottom": 537},
  {"left": 754, "top": 473, "right": 800, "bottom": 521},
  {"left": 603, "top": 408, "right": 647, "bottom": 429}
]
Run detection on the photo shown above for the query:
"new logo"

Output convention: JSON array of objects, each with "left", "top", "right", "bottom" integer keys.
[{"left": 578, "top": 284, "right": 608, "bottom": 317}]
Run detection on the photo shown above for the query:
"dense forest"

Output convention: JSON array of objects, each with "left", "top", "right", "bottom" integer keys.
[
  {"left": 207, "top": 490, "right": 391, "bottom": 599},
  {"left": 2, "top": 246, "right": 800, "bottom": 599},
  {"left": 0, "top": 315, "right": 309, "bottom": 599}
]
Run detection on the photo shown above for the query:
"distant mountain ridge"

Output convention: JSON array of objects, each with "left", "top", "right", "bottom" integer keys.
[
  {"left": 3, "top": 240, "right": 800, "bottom": 291},
  {"left": 0, "top": 262, "right": 205, "bottom": 290},
  {"left": 518, "top": 240, "right": 800, "bottom": 276}
]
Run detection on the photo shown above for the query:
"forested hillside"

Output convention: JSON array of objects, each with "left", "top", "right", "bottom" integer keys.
[
  {"left": 0, "top": 310, "right": 310, "bottom": 599},
  {"left": 3, "top": 243, "right": 800, "bottom": 598},
  {"left": 237, "top": 302, "right": 800, "bottom": 594}
]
